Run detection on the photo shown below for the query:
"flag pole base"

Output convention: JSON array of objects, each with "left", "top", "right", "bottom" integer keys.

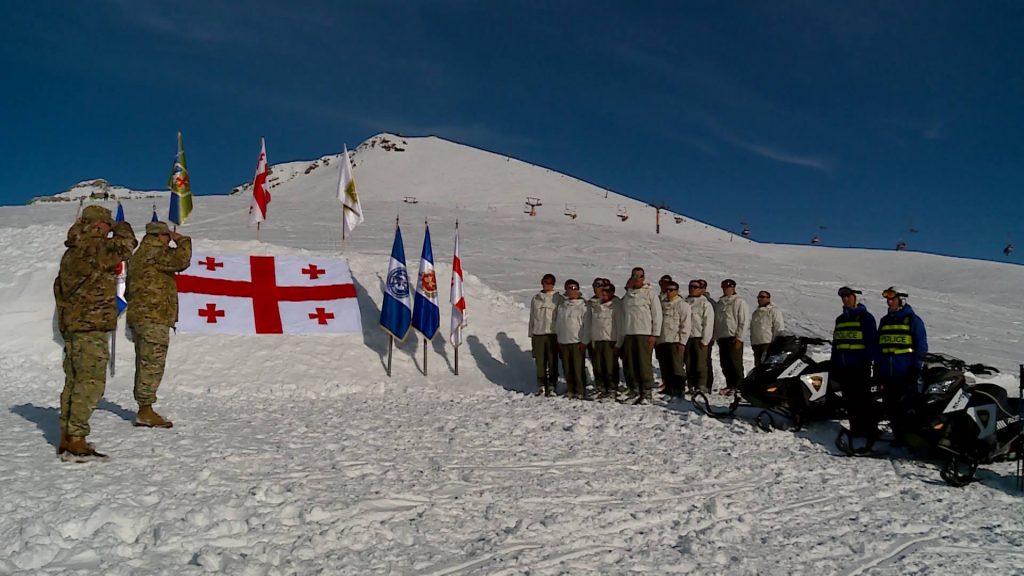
[{"left": 387, "top": 336, "right": 394, "bottom": 377}]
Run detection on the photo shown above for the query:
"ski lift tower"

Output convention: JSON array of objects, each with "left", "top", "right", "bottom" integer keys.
[
  {"left": 651, "top": 201, "right": 668, "bottom": 234},
  {"left": 524, "top": 196, "right": 542, "bottom": 217}
]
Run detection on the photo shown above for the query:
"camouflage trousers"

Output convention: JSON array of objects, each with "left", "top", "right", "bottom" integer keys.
[
  {"left": 60, "top": 331, "right": 109, "bottom": 437},
  {"left": 132, "top": 323, "right": 170, "bottom": 407}
]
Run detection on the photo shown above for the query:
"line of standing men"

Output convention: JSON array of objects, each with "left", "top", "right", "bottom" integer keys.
[
  {"left": 529, "top": 268, "right": 787, "bottom": 404},
  {"left": 55, "top": 205, "right": 192, "bottom": 460}
]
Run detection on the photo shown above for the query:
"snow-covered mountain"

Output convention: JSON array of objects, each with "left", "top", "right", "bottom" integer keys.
[
  {"left": 29, "top": 178, "right": 168, "bottom": 204},
  {"left": 0, "top": 133, "right": 1021, "bottom": 574}
]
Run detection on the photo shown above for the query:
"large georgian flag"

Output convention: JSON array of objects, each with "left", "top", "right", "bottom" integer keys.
[{"left": 175, "top": 254, "right": 362, "bottom": 334}]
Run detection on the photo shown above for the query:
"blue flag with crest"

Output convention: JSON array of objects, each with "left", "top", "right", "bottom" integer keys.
[
  {"left": 411, "top": 224, "right": 440, "bottom": 339},
  {"left": 380, "top": 225, "right": 412, "bottom": 340}
]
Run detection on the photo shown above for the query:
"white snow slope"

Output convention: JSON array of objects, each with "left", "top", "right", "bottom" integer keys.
[{"left": 0, "top": 134, "right": 1022, "bottom": 575}]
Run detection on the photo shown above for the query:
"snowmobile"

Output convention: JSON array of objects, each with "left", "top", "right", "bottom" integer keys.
[
  {"left": 692, "top": 335, "right": 842, "bottom": 431},
  {"left": 835, "top": 353, "right": 1022, "bottom": 487}
]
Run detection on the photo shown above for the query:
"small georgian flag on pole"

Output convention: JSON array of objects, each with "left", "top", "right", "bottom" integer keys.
[
  {"left": 248, "top": 137, "right": 270, "bottom": 226},
  {"left": 449, "top": 221, "right": 466, "bottom": 348}
]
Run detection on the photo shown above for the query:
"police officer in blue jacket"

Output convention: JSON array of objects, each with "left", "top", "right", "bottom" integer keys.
[
  {"left": 831, "top": 287, "right": 878, "bottom": 441},
  {"left": 876, "top": 286, "right": 928, "bottom": 440}
]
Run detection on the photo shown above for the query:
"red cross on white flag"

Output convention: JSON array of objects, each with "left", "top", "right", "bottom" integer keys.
[
  {"left": 175, "top": 254, "right": 362, "bottom": 334},
  {"left": 248, "top": 137, "right": 271, "bottom": 226}
]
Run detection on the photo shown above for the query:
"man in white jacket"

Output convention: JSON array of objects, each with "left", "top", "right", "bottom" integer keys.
[
  {"left": 685, "top": 279, "right": 715, "bottom": 394},
  {"left": 588, "top": 279, "right": 620, "bottom": 400},
  {"left": 556, "top": 279, "right": 590, "bottom": 399},
  {"left": 529, "top": 273, "right": 563, "bottom": 396},
  {"left": 750, "top": 290, "right": 785, "bottom": 367},
  {"left": 655, "top": 281, "right": 691, "bottom": 398},
  {"left": 615, "top": 267, "right": 662, "bottom": 404},
  {"left": 714, "top": 278, "right": 750, "bottom": 395}
]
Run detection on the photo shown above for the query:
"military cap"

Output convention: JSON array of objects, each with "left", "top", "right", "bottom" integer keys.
[
  {"left": 146, "top": 221, "right": 171, "bottom": 235},
  {"left": 81, "top": 205, "right": 114, "bottom": 225}
]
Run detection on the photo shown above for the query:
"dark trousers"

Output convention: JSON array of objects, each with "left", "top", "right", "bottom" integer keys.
[
  {"left": 834, "top": 365, "right": 877, "bottom": 437},
  {"left": 655, "top": 342, "right": 686, "bottom": 396},
  {"left": 880, "top": 369, "right": 919, "bottom": 439},
  {"left": 560, "top": 343, "right": 586, "bottom": 398},
  {"left": 752, "top": 343, "right": 770, "bottom": 369},
  {"left": 717, "top": 337, "right": 745, "bottom": 389},
  {"left": 621, "top": 335, "right": 654, "bottom": 398},
  {"left": 590, "top": 341, "right": 618, "bottom": 395},
  {"left": 532, "top": 334, "right": 559, "bottom": 393},
  {"left": 684, "top": 337, "right": 708, "bottom": 393},
  {"left": 705, "top": 340, "right": 715, "bottom": 390}
]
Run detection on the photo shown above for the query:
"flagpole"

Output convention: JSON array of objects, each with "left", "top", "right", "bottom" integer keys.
[
  {"left": 453, "top": 218, "right": 459, "bottom": 376},
  {"left": 424, "top": 217, "right": 428, "bottom": 376},
  {"left": 385, "top": 213, "right": 400, "bottom": 378},
  {"left": 387, "top": 335, "right": 394, "bottom": 377},
  {"left": 109, "top": 329, "right": 117, "bottom": 377}
]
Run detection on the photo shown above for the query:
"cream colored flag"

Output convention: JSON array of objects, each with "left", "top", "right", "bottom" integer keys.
[{"left": 337, "top": 145, "right": 363, "bottom": 235}]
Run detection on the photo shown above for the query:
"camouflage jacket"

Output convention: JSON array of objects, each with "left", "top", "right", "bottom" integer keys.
[
  {"left": 54, "top": 221, "right": 138, "bottom": 333},
  {"left": 126, "top": 235, "right": 192, "bottom": 327}
]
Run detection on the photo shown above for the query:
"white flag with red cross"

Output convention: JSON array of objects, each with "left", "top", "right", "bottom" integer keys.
[
  {"left": 248, "top": 137, "right": 270, "bottom": 226},
  {"left": 175, "top": 254, "right": 362, "bottom": 334}
]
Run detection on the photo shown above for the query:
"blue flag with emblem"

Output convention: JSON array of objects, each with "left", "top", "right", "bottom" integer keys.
[
  {"left": 167, "top": 131, "right": 193, "bottom": 226},
  {"left": 380, "top": 225, "right": 412, "bottom": 341},
  {"left": 411, "top": 224, "right": 440, "bottom": 339},
  {"left": 114, "top": 202, "right": 128, "bottom": 316}
]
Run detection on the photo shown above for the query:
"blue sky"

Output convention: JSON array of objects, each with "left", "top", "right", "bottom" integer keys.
[{"left": 2, "top": 1, "right": 1021, "bottom": 261}]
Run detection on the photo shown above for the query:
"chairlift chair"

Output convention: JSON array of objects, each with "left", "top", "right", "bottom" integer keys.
[
  {"left": 674, "top": 216, "right": 684, "bottom": 224},
  {"left": 811, "top": 234, "right": 821, "bottom": 245},
  {"left": 617, "top": 205, "right": 629, "bottom": 221},
  {"left": 403, "top": 196, "right": 418, "bottom": 204},
  {"left": 564, "top": 204, "right": 577, "bottom": 219}
]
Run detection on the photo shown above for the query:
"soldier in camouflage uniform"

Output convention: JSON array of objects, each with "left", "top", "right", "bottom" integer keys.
[
  {"left": 54, "top": 205, "right": 137, "bottom": 458},
  {"left": 126, "top": 221, "right": 192, "bottom": 428}
]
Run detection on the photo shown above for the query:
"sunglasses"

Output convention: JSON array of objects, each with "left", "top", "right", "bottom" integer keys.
[
  {"left": 567, "top": 286, "right": 580, "bottom": 291},
  {"left": 882, "top": 289, "right": 901, "bottom": 299}
]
